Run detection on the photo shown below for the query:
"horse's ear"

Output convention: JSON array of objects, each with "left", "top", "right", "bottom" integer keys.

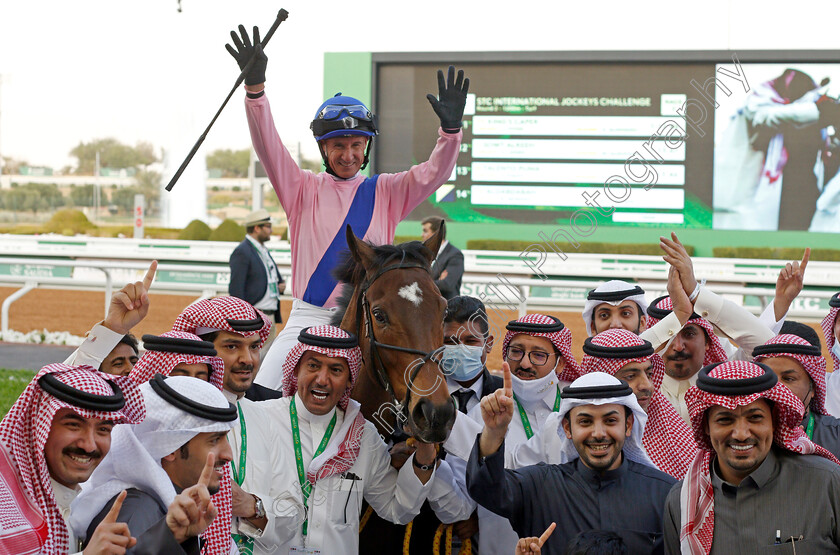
[
  {"left": 345, "top": 224, "right": 377, "bottom": 270},
  {"left": 422, "top": 220, "right": 445, "bottom": 264}
]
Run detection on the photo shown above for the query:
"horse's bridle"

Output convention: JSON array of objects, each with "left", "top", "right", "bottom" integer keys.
[{"left": 353, "top": 261, "right": 444, "bottom": 418}]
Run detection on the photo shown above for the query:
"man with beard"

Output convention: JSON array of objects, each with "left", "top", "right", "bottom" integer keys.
[
  {"left": 171, "top": 295, "right": 300, "bottom": 553},
  {"left": 663, "top": 361, "right": 840, "bottom": 553},
  {"left": 72, "top": 376, "right": 235, "bottom": 554},
  {"left": 259, "top": 325, "right": 439, "bottom": 554},
  {"left": 468, "top": 371, "right": 675, "bottom": 553},
  {"left": 441, "top": 313, "right": 579, "bottom": 553},
  {"left": 0, "top": 363, "right": 145, "bottom": 554},
  {"left": 754, "top": 334, "right": 840, "bottom": 457}
]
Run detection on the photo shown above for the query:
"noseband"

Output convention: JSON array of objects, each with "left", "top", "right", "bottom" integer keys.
[{"left": 354, "top": 261, "right": 443, "bottom": 419}]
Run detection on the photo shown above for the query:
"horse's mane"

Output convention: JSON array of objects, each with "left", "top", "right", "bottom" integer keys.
[{"left": 330, "top": 240, "right": 433, "bottom": 326}]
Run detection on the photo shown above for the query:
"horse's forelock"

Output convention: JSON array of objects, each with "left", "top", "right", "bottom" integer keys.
[{"left": 331, "top": 240, "right": 433, "bottom": 326}]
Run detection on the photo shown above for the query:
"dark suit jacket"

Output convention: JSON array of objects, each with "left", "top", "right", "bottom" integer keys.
[
  {"left": 228, "top": 238, "right": 284, "bottom": 323},
  {"left": 479, "top": 367, "right": 503, "bottom": 397},
  {"left": 432, "top": 242, "right": 464, "bottom": 300}
]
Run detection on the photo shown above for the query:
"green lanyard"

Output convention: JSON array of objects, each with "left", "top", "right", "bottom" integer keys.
[
  {"left": 513, "top": 387, "right": 562, "bottom": 439},
  {"left": 806, "top": 412, "right": 815, "bottom": 440},
  {"left": 231, "top": 402, "right": 254, "bottom": 554},
  {"left": 290, "top": 396, "right": 337, "bottom": 537}
]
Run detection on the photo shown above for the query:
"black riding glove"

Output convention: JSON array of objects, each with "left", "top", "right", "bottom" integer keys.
[
  {"left": 225, "top": 25, "right": 267, "bottom": 86},
  {"left": 426, "top": 66, "right": 470, "bottom": 133}
]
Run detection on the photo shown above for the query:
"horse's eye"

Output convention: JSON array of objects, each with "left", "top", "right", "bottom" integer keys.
[{"left": 372, "top": 308, "right": 388, "bottom": 324}]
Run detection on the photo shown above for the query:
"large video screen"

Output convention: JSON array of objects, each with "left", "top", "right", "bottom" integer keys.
[{"left": 374, "top": 55, "right": 840, "bottom": 231}]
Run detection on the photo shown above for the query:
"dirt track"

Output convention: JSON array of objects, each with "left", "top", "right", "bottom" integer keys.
[{"left": 0, "top": 287, "right": 832, "bottom": 372}]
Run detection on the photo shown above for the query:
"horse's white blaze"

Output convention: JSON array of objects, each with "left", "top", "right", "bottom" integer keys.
[{"left": 398, "top": 282, "right": 423, "bottom": 307}]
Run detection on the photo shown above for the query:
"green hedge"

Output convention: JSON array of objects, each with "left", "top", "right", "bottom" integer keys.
[
  {"left": 466, "top": 239, "right": 695, "bottom": 256},
  {"left": 179, "top": 219, "right": 212, "bottom": 241},
  {"left": 209, "top": 219, "right": 246, "bottom": 242},
  {"left": 394, "top": 235, "right": 423, "bottom": 245},
  {"left": 42, "top": 209, "right": 97, "bottom": 235},
  {"left": 713, "top": 247, "right": 840, "bottom": 261}
]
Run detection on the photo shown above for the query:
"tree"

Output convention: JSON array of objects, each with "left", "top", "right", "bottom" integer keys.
[
  {"left": 1, "top": 157, "right": 28, "bottom": 175},
  {"left": 111, "top": 186, "right": 140, "bottom": 212},
  {"left": 300, "top": 156, "right": 322, "bottom": 172},
  {"left": 206, "top": 148, "right": 250, "bottom": 177},
  {"left": 69, "top": 138, "right": 159, "bottom": 175},
  {"left": 70, "top": 184, "right": 96, "bottom": 207},
  {"left": 134, "top": 170, "right": 161, "bottom": 216}
]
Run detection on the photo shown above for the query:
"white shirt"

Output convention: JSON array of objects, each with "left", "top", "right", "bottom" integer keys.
[
  {"left": 660, "top": 373, "right": 698, "bottom": 423},
  {"left": 256, "top": 394, "right": 435, "bottom": 554},
  {"left": 446, "top": 375, "right": 484, "bottom": 414},
  {"left": 51, "top": 478, "right": 81, "bottom": 554},
  {"left": 223, "top": 390, "right": 303, "bottom": 554}
]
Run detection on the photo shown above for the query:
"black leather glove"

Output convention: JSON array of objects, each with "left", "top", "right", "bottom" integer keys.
[
  {"left": 225, "top": 25, "right": 267, "bottom": 86},
  {"left": 426, "top": 66, "right": 470, "bottom": 133}
]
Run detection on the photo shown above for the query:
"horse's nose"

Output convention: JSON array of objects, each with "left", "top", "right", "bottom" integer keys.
[{"left": 411, "top": 397, "right": 456, "bottom": 443}]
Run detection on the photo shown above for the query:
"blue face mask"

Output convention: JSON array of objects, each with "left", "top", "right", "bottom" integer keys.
[{"left": 441, "top": 344, "right": 485, "bottom": 382}]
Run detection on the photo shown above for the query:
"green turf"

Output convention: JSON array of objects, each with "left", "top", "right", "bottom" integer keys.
[{"left": 0, "top": 369, "right": 34, "bottom": 417}]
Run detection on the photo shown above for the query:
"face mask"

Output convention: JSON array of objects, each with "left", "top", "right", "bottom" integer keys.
[
  {"left": 832, "top": 340, "right": 840, "bottom": 361},
  {"left": 441, "top": 344, "right": 485, "bottom": 382},
  {"left": 511, "top": 364, "right": 558, "bottom": 404}
]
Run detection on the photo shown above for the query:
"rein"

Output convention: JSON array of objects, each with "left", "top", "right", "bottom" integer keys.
[{"left": 353, "top": 262, "right": 442, "bottom": 419}]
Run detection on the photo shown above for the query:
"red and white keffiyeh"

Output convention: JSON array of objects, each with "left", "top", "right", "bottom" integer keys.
[
  {"left": 0, "top": 364, "right": 144, "bottom": 554},
  {"left": 128, "top": 331, "right": 231, "bottom": 555},
  {"left": 502, "top": 313, "right": 580, "bottom": 381},
  {"left": 282, "top": 325, "right": 365, "bottom": 482},
  {"left": 172, "top": 295, "right": 272, "bottom": 347},
  {"left": 580, "top": 329, "right": 697, "bottom": 478},
  {"left": 753, "top": 334, "right": 828, "bottom": 415},
  {"left": 679, "top": 360, "right": 839, "bottom": 555},
  {"left": 821, "top": 292, "right": 840, "bottom": 370},
  {"left": 130, "top": 331, "right": 226, "bottom": 392},
  {"left": 646, "top": 295, "right": 728, "bottom": 366}
]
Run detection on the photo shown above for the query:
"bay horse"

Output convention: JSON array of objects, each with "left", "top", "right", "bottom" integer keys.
[{"left": 331, "top": 223, "right": 456, "bottom": 443}]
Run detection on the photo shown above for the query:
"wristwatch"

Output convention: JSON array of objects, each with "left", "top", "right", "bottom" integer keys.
[{"left": 252, "top": 494, "right": 266, "bottom": 519}]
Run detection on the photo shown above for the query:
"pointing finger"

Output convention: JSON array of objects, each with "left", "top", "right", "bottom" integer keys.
[
  {"left": 502, "top": 362, "right": 512, "bottom": 396},
  {"left": 103, "top": 490, "right": 127, "bottom": 524},
  {"left": 198, "top": 452, "right": 216, "bottom": 487},
  {"left": 538, "top": 522, "right": 556, "bottom": 545},
  {"left": 800, "top": 247, "right": 810, "bottom": 274},
  {"left": 142, "top": 260, "right": 158, "bottom": 291}
]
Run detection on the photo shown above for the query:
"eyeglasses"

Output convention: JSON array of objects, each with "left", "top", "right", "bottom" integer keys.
[
  {"left": 506, "top": 347, "right": 556, "bottom": 366},
  {"left": 317, "top": 104, "right": 372, "bottom": 121}
]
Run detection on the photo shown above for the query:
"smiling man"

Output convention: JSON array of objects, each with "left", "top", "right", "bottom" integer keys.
[
  {"left": 260, "top": 325, "right": 439, "bottom": 554},
  {"left": 225, "top": 25, "right": 469, "bottom": 389},
  {"left": 663, "top": 361, "right": 840, "bottom": 554},
  {"left": 468, "top": 371, "right": 675, "bottom": 553},
  {"left": 0, "top": 363, "right": 145, "bottom": 554},
  {"left": 753, "top": 334, "right": 840, "bottom": 458},
  {"left": 72, "top": 376, "right": 236, "bottom": 555}
]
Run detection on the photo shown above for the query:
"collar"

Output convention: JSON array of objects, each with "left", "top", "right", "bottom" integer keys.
[
  {"left": 245, "top": 234, "right": 266, "bottom": 250},
  {"left": 446, "top": 375, "right": 484, "bottom": 398},
  {"left": 711, "top": 447, "right": 779, "bottom": 491},
  {"left": 50, "top": 478, "right": 80, "bottom": 512},
  {"left": 575, "top": 454, "right": 628, "bottom": 485},
  {"left": 660, "top": 372, "right": 699, "bottom": 394},
  {"left": 438, "top": 240, "right": 449, "bottom": 256},
  {"left": 222, "top": 389, "right": 241, "bottom": 403},
  {"left": 294, "top": 392, "right": 338, "bottom": 424}
]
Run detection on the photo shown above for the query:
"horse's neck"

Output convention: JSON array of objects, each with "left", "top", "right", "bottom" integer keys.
[{"left": 343, "top": 289, "right": 398, "bottom": 438}]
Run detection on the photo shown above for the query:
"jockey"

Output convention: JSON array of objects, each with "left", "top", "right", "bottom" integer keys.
[{"left": 225, "top": 24, "right": 470, "bottom": 390}]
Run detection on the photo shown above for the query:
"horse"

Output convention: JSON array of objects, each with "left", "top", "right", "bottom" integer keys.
[{"left": 331, "top": 223, "right": 456, "bottom": 444}]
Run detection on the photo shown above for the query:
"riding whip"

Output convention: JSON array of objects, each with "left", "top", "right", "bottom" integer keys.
[{"left": 165, "top": 8, "right": 289, "bottom": 191}]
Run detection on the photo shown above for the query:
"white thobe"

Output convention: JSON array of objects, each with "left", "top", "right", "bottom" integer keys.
[
  {"left": 63, "top": 324, "right": 123, "bottom": 368},
  {"left": 223, "top": 391, "right": 303, "bottom": 553},
  {"left": 51, "top": 478, "right": 82, "bottom": 554},
  {"left": 444, "top": 377, "right": 569, "bottom": 555},
  {"left": 258, "top": 394, "right": 435, "bottom": 554}
]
